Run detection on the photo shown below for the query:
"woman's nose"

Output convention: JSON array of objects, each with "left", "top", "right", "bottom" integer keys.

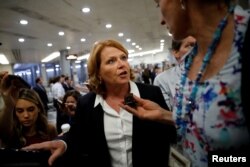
[
  {"left": 23, "top": 111, "right": 29, "bottom": 117},
  {"left": 117, "top": 59, "right": 125, "bottom": 67}
]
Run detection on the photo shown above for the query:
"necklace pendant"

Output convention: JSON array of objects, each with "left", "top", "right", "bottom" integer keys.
[
  {"left": 188, "top": 100, "right": 192, "bottom": 104},
  {"left": 187, "top": 98, "right": 196, "bottom": 111}
]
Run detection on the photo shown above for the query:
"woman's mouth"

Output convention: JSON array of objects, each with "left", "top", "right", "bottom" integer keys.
[{"left": 119, "top": 71, "right": 127, "bottom": 77}]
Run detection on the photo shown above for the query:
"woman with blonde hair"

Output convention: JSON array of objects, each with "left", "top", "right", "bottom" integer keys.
[
  {"left": 10, "top": 88, "right": 57, "bottom": 148},
  {"left": 0, "top": 74, "right": 57, "bottom": 148}
]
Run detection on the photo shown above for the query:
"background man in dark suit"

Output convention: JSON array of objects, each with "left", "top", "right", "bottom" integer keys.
[
  {"left": 33, "top": 77, "right": 49, "bottom": 115},
  {"left": 62, "top": 76, "right": 74, "bottom": 92}
]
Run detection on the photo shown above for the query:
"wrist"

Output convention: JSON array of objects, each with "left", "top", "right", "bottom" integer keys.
[{"left": 161, "top": 109, "right": 174, "bottom": 125}]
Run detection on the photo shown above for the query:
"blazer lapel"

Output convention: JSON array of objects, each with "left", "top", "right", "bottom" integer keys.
[
  {"left": 92, "top": 104, "right": 106, "bottom": 140},
  {"left": 91, "top": 103, "right": 111, "bottom": 166}
]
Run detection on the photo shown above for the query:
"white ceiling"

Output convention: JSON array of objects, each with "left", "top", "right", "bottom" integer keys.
[{"left": 0, "top": 0, "right": 172, "bottom": 64}]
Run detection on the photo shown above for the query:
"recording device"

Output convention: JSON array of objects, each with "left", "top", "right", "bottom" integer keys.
[{"left": 124, "top": 93, "right": 137, "bottom": 108}]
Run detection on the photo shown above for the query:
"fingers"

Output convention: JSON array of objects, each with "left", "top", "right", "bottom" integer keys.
[
  {"left": 48, "top": 156, "right": 55, "bottom": 166},
  {"left": 48, "top": 149, "right": 61, "bottom": 166},
  {"left": 48, "top": 141, "right": 66, "bottom": 166},
  {"left": 22, "top": 141, "right": 65, "bottom": 166},
  {"left": 22, "top": 141, "right": 52, "bottom": 151},
  {"left": 0, "top": 72, "right": 8, "bottom": 90},
  {"left": 0, "top": 71, "right": 8, "bottom": 78}
]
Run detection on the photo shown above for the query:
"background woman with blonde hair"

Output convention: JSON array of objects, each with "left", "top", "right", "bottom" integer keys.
[{"left": 10, "top": 88, "right": 57, "bottom": 148}]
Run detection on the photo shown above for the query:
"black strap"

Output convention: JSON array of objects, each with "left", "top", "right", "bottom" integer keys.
[{"left": 241, "top": 19, "right": 250, "bottom": 133}]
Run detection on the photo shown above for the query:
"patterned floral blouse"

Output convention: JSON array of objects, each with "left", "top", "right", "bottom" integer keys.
[{"left": 173, "top": 5, "right": 250, "bottom": 167}]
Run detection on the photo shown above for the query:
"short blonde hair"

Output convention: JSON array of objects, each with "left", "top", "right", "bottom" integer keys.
[{"left": 87, "top": 39, "right": 134, "bottom": 95}]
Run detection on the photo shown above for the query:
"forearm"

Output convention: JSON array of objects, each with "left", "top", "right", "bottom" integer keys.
[
  {"left": 0, "top": 107, "right": 14, "bottom": 136},
  {"left": 0, "top": 96, "right": 14, "bottom": 136}
]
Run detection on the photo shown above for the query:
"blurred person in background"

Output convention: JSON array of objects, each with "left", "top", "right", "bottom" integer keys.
[
  {"left": 51, "top": 75, "right": 65, "bottom": 133},
  {"left": 154, "top": 36, "right": 196, "bottom": 110},
  {"left": 132, "top": 67, "right": 143, "bottom": 83},
  {"left": 0, "top": 72, "right": 57, "bottom": 148},
  {"left": 60, "top": 90, "right": 81, "bottom": 125},
  {"left": 62, "top": 76, "right": 74, "bottom": 92},
  {"left": 9, "top": 88, "right": 57, "bottom": 148},
  {"left": 33, "top": 77, "right": 49, "bottom": 115},
  {"left": 0, "top": 71, "right": 31, "bottom": 139}
]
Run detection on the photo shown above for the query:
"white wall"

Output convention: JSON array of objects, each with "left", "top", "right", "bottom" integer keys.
[{"left": 0, "top": 64, "right": 13, "bottom": 74}]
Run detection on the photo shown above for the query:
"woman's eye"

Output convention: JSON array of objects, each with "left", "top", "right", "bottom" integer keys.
[
  {"left": 107, "top": 59, "right": 115, "bottom": 64},
  {"left": 27, "top": 107, "right": 35, "bottom": 112},
  {"left": 16, "top": 109, "right": 23, "bottom": 113},
  {"left": 121, "top": 56, "right": 128, "bottom": 61}
]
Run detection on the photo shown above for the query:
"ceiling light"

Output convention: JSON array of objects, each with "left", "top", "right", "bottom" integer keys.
[
  {"left": 20, "top": 19, "right": 28, "bottom": 25},
  {"left": 118, "top": 33, "right": 124, "bottom": 37},
  {"left": 105, "top": 24, "right": 112, "bottom": 29},
  {"left": 126, "top": 39, "right": 131, "bottom": 42},
  {"left": 160, "top": 39, "right": 165, "bottom": 43},
  {"left": 58, "top": 31, "right": 64, "bottom": 36},
  {"left": 82, "top": 7, "right": 90, "bottom": 13},
  {"left": 66, "top": 54, "right": 78, "bottom": 60},
  {"left": 168, "top": 32, "right": 172, "bottom": 36},
  {"left": 18, "top": 38, "right": 25, "bottom": 42},
  {"left": 47, "top": 43, "right": 53, "bottom": 47},
  {"left": 80, "top": 38, "right": 86, "bottom": 42},
  {"left": 41, "top": 51, "right": 60, "bottom": 62},
  {"left": 132, "top": 42, "right": 136, "bottom": 46},
  {"left": 135, "top": 45, "right": 139, "bottom": 48},
  {"left": 66, "top": 46, "right": 71, "bottom": 50},
  {"left": 0, "top": 53, "right": 9, "bottom": 64}
]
